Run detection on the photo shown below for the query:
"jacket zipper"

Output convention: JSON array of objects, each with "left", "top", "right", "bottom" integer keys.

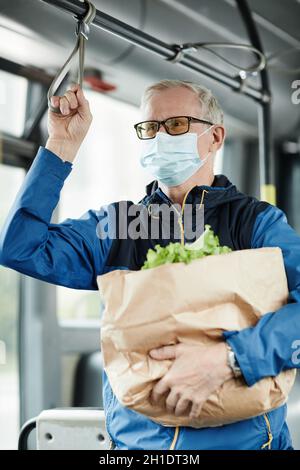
[
  {"left": 177, "top": 188, "right": 208, "bottom": 245},
  {"left": 149, "top": 186, "right": 208, "bottom": 245},
  {"left": 261, "top": 413, "right": 273, "bottom": 449}
]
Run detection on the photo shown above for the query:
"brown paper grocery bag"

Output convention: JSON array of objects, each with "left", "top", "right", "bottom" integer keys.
[{"left": 98, "top": 247, "right": 296, "bottom": 428}]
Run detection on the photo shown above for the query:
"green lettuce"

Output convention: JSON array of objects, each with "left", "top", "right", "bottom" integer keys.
[{"left": 141, "top": 225, "right": 231, "bottom": 270}]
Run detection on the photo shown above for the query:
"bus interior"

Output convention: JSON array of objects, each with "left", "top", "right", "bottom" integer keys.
[{"left": 0, "top": 0, "right": 300, "bottom": 451}]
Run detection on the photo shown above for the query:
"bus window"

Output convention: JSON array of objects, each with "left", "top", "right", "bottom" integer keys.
[
  {"left": 56, "top": 89, "right": 149, "bottom": 320},
  {"left": 0, "top": 70, "right": 28, "bottom": 137},
  {"left": 0, "top": 164, "right": 25, "bottom": 450}
]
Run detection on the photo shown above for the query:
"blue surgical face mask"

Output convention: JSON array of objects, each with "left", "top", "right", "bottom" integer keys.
[{"left": 139, "top": 125, "right": 214, "bottom": 187}]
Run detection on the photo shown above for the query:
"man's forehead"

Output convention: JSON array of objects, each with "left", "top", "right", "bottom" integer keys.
[{"left": 143, "top": 87, "right": 202, "bottom": 120}]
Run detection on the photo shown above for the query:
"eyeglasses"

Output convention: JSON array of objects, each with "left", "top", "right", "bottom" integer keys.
[{"left": 134, "top": 116, "right": 214, "bottom": 140}]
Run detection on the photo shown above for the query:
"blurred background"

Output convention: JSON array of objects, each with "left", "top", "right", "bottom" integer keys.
[{"left": 0, "top": 0, "right": 299, "bottom": 449}]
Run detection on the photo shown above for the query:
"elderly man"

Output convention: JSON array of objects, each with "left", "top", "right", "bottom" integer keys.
[{"left": 0, "top": 79, "right": 299, "bottom": 450}]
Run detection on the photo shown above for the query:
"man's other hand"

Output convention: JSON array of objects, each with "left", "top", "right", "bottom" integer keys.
[{"left": 149, "top": 342, "right": 234, "bottom": 419}]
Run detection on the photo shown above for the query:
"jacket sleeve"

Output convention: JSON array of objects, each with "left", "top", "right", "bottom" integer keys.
[
  {"left": 0, "top": 147, "right": 113, "bottom": 290},
  {"left": 223, "top": 204, "right": 300, "bottom": 386}
]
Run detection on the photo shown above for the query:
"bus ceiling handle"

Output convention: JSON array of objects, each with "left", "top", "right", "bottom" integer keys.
[{"left": 47, "top": 0, "right": 96, "bottom": 114}]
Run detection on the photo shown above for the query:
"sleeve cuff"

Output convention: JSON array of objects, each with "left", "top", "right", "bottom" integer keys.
[
  {"left": 35, "top": 146, "right": 73, "bottom": 180},
  {"left": 223, "top": 330, "right": 258, "bottom": 387}
]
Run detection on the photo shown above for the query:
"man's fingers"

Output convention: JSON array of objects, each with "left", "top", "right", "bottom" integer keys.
[
  {"left": 63, "top": 90, "right": 79, "bottom": 110},
  {"left": 50, "top": 96, "right": 59, "bottom": 108},
  {"left": 151, "top": 378, "right": 170, "bottom": 404},
  {"left": 59, "top": 95, "right": 71, "bottom": 115},
  {"left": 165, "top": 388, "right": 180, "bottom": 413},
  {"left": 50, "top": 85, "right": 92, "bottom": 120},
  {"left": 174, "top": 397, "right": 191, "bottom": 416},
  {"left": 189, "top": 399, "right": 203, "bottom": 419},
  {"left": 75, "top": 86, "right": 92, "bottom": 120},
  {"left": 149, "top": 344, "right": 177, "bottom": 360},
  {"left": 75, "top": 85, "right": 88, "bottom": 108}
]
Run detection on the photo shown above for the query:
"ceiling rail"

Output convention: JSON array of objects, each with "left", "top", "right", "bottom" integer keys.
[{"left": 39, "top": 0, "right": 267, "bottom": 103}]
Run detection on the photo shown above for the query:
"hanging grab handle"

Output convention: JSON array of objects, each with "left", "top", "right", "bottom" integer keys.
[{"left": 47, "top": 0, "right": 96, "bottom": 114}]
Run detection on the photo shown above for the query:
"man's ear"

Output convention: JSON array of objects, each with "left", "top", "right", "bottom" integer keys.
[{"left": 212, "top": 125, "right": 226, "bottom": 152}]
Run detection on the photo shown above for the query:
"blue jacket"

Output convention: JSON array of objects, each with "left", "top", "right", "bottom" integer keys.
[{"left": 0, "top": 146, "right": 299, "bottom": 450}]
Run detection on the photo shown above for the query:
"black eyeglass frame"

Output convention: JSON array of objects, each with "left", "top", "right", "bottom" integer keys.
[{"left": 133, "top": 115, "right": 214, "bottom": 140}]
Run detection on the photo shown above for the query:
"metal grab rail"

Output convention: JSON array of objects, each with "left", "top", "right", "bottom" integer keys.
[
  {"left": 41, "top": 0, "right": 267, "bottom": 103},
  {"left": 18, "top": 418, "right": 37, "bottom": 450},
  {"left": 47, "top": 0, "right": 96, "bottom": 114}
]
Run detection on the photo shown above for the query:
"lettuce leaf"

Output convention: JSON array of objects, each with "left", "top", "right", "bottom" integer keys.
[{"left": 141, "top": 225, "right": 231, "bottom": 270}]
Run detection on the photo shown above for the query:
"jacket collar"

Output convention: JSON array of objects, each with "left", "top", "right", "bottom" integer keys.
[{"left": 141, "top": 175, "right": 244, "bottom": 209}]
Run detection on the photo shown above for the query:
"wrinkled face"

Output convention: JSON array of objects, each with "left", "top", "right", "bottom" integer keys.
[{"left": 143, "top": 86, "right": 215, "bottom": 160}]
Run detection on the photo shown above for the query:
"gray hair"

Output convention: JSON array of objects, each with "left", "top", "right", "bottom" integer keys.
[{"left": 141, "top": 79, "right": 224, "bottom": 125}]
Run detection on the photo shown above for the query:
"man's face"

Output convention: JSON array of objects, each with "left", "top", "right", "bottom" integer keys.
[{"left": 143, "top": 86, "right": 214, "bottom": 161}]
